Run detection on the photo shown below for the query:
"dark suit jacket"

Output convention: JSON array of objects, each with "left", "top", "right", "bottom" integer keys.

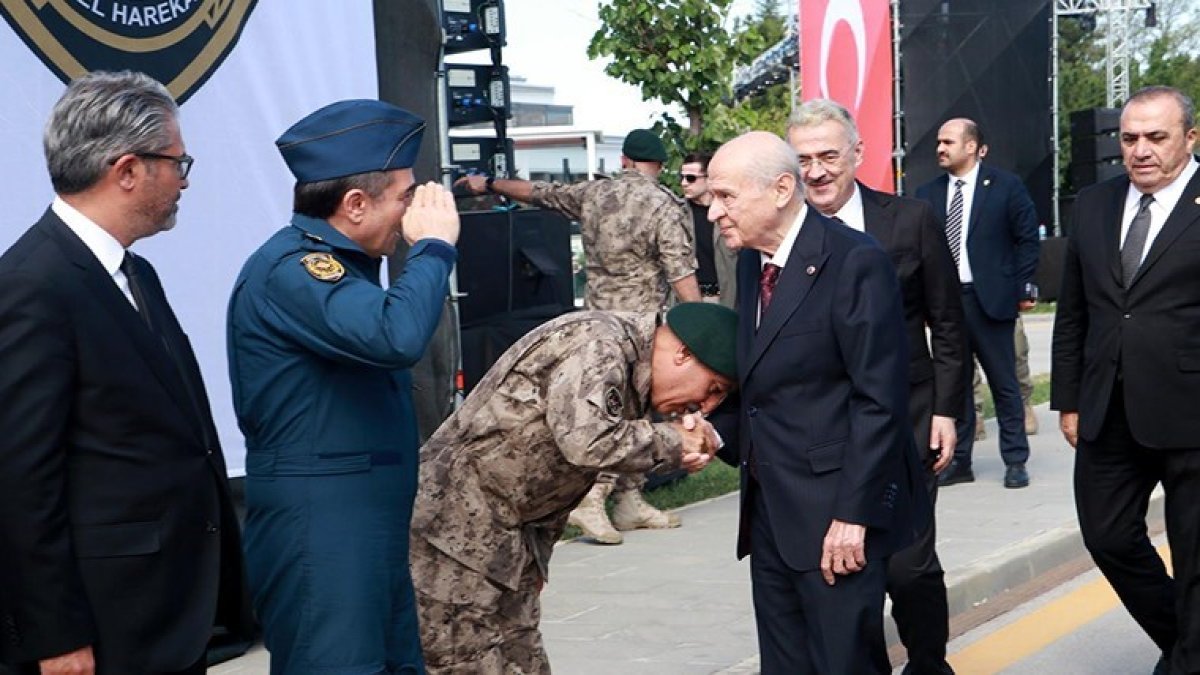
[
  {"left": 915, "top": 164, "right": 1040, "bottom": 321},
  {"left": 859, "top": 183, "right": 967, "bottom": 434},
  {"left": 1051, "top": 168, "right": 1200, "bottom": 447},
  {"left": 714, "top": 208, "right": 925, "bottom": 571},
  {"left": 0, "top": 210, "right": 253, "bottom": 672}
]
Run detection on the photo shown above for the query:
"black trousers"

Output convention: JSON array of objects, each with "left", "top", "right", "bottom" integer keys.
[
  {"left": 1076, "top": 387, "right": 1200, "bottom": 673},
  {"left": 887, "top": 379, "right": 953, "bottom": 675},
  {"left": 750, "top": 490, "right": 890, "bottom": 674},
  {"left": 954, "top": 286, "right": 1029, "bottom": 467}
]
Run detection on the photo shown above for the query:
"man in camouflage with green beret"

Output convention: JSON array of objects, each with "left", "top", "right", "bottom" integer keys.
[
  {"left": 410, "top": 302, "right": 735, "bottom": 674},
  {"left": 458, "top": 128, "right": 703, "bottom": 544}
]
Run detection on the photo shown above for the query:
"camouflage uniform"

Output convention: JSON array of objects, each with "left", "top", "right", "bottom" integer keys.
[
  {"left": 531, "top": 169, "right": 696, "bottom": 500},
  {"left": 530, "top": 169, "right": 696, "bottom": 312},
  {"left": 411, "top": 312, "right": 683, "bottom": 674}
]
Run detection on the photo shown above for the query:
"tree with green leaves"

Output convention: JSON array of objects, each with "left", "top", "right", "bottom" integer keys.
[{"left": 587, "top": 0, "right": 771, "bottom": 142}]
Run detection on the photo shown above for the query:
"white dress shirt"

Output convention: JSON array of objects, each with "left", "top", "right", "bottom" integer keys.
[
  {"left": 1120, "top": 157, "right": 1199, "bottom": 265},
  {"left": 944, "top": 162, "right": 981, "bottom": 283},
  {"left": 52, "top": 197, "right": 137, "bottom": 308},
  {"left": 757, "top": 203, "right": 808, "bottom": 325},
  {"left": 833, "top": 183, "right": 866, "bottom": 233}
]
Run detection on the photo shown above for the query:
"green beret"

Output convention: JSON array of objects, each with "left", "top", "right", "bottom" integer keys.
[
  {"left": 666, "top": 302, "right": 738, "bottom": 380},
  {"left": 622, "top": 128, "right": 667, "bottom": 163}
]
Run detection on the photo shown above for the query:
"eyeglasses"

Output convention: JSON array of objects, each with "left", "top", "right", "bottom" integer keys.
[
  {"left": 796, "top": 150, "right": 846, "bottom": 172},
  {"left": 135, "top": 152, "right": 194, "bottom": 179},
  {"left": 681, "top": 173, "right": 706, "bottom": 183}
]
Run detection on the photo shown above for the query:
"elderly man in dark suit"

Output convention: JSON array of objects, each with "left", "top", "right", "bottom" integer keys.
[
  {"left": 0, "top": 71, "right": 253, "bottom": 674},
  {"left": 915, "top": 119, "right": 1039, "bottom": 489},
  {"left": 788, "top": 99, "right": 966, "bottom": 675},
  {"left": 707, "top": 131, "right": 925, "bottom": 673},
  {"left": 1053, "top": 85, "right": 1200, "bottom": 675}
]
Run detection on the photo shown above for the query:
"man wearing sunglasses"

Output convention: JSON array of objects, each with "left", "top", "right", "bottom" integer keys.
[
  {"left": 681, "top": 152, "right": 739, "bottom": 310},
  {"left": 0, "top": 71, "right": 253, "bottom": 674}
]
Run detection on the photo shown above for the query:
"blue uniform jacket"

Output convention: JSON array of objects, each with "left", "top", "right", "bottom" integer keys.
[
  {"left": 226, "top": 214, "right": 455, "bottom": 673},
  {"left": 227, "top": 214, "right": 455, "bottom": 474}
]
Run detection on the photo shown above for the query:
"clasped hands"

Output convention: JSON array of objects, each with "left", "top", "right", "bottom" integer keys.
[{"left": 673, "top": 413, "right": 720, "bottom": 473}]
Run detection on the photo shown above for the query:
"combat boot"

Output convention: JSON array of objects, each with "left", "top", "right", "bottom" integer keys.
[
  {"left": 611, "top": 489, "right": 681, "bottom": 531},
  {"left": 567, "top": 482, "right": 622, "bottom": 544}
]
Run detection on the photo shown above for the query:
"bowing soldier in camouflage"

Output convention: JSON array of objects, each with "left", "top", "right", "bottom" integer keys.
[
  {"left": 410, "top": 302, "right": 736, "bottom": 674},
  {"left": 457, "top": 128, "right": 703, "bottom": 544}
]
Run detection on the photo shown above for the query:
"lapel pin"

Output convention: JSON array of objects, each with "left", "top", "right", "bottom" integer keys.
[
  {"left": 983, "top": 178, "right": 991, "bottom": 187},
  {"left": 1193, "top": 196, "right": 1200, "bottom": 205},
  {"left": 806, "top": 265, "right": 817, "bottom": 276}
]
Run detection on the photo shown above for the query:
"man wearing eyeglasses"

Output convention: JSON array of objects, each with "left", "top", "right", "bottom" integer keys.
[
  {"left": 682, "top": 152, "right": 739, "bottom": 309},
  {"left": 788, "top": 99, "right": 965, "bottom": 675},
  {"left": 0, "top": 71, "right": 254, "bottom": 674}
]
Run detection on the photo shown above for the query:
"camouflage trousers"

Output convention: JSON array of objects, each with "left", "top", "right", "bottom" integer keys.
[
  {"left": 595, "top": 470, "right": 646, "bottom": 493},
  {"left": 412, "top": 537, "right": 550, "bottom": 674}
]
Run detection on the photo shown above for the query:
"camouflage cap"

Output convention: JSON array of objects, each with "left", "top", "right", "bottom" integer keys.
[
  {"left": 621, "top": 128, "right": 667, "bottom": 163},
  {"left": 665, "top": 302, "right": 738, "bottom": 380}
]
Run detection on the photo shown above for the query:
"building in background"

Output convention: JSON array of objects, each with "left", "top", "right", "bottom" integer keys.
[{"left": 452, "top": 76, "right": 625, "bottom": 182}]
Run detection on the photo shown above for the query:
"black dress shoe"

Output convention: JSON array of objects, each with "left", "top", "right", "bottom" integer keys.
[
  {"left": 1004, "top": 463, "right": 1030, "bottom": 489},
  {"left": 938, "top": 459, "right": 975, "bottom": 487}
]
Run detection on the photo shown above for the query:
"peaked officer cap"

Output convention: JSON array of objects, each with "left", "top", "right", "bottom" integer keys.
[{"left": 276, "top": 100, "right": 426, "bottom": 183}]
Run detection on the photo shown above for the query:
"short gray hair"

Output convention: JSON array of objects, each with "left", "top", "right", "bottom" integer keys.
[
  {"left": 44, "top": 70, "right": 179, "bottom": 195},
  {"left": 738, "top": 132, "right": 802, "bottom": 191},
  {"left": 787, "top": 98, "right": 860, "bottom": 147},
  {"left": 1125, "top": 85, "right": 1196, "bottom": 132}
]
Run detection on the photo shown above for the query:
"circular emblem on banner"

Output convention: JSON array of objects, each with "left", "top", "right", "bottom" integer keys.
[{"left": 0, "top": 0, "right": 259, "bottom": 104}]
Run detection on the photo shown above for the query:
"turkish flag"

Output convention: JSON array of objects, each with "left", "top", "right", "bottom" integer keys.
[{"left": 799, "top": 0, "right": 895, "bottom": 192}]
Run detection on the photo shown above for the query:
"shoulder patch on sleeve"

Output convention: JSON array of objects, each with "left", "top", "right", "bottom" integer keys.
[
  {"left": 604, "top": 386, "right": 624, "bottom": 418},
  {"left": 300, "top": 253, "right": 345, "bottom": 282}
]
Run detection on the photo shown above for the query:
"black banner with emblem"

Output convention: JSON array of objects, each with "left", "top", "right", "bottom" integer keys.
[{"left": 0, "top": 0, "right": 257, "bottom": 104}]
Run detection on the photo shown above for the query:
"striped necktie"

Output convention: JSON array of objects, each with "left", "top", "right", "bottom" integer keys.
[{"left": 946, "top": 179, "right": 966, "bottom": 268}]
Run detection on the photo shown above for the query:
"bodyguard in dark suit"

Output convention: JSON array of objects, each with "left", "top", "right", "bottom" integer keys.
[
  {"left": 788, "top": 100, "right": 966, "bottom": 675},
  {"left": 1052, "top": 86, "right": 1200, "bottom": 674},
  {"left": 707, "top": 131, "right": 925, "bottom": 673},
  {"left": 0, "top": 71, "right": 253, "bottom": 674},
  {"left": 915, "top": 119, "right": 1039, "bottom": 489}
]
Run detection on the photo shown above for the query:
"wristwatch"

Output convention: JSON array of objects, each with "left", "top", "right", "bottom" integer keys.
[
  {"left": 1023, "top": 282, "right": 1039, "bottom": 302},
  {"left": 484, "top": 175, "right": 496, "bottom": 194}
]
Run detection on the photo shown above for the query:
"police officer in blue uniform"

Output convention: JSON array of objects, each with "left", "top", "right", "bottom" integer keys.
[{"left": 226, "top": 100, "right": 460, "bottom": 674}]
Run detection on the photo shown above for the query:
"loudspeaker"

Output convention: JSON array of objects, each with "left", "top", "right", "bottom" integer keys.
[
  {"left": 1071, "top": 133, "right": 1122, "bottom": 164},
  {"left": 1069, "top": 107, "right": 1121, "bottom": 138},
  {"left": 1069, "top": 160, "right": 1125, "bottom": 191},
  {"left": 456, "top": 208, "right": 574, "bottom": 325}
]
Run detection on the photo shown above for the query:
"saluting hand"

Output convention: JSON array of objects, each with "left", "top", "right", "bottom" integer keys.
[{"left": 402, "top": 182, "right": 460, "bottom": 247}]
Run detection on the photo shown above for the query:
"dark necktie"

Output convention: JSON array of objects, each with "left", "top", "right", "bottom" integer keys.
[
  {"left": 121, "top": 253, "right": 158, "bottom": 334},
  {"left": 945, "top": 179, "right": 966, "bottom": 268},
  {"left": 759, "top": 263, "right": 782, "bottom": 314},
  {"left": 1120, "top": 193, "right": 1154, "bottom": 288}
]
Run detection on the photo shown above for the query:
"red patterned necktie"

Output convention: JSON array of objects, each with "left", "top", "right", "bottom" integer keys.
[{"left": 759, "top": 263, "right": 782, "bottom": 313}]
